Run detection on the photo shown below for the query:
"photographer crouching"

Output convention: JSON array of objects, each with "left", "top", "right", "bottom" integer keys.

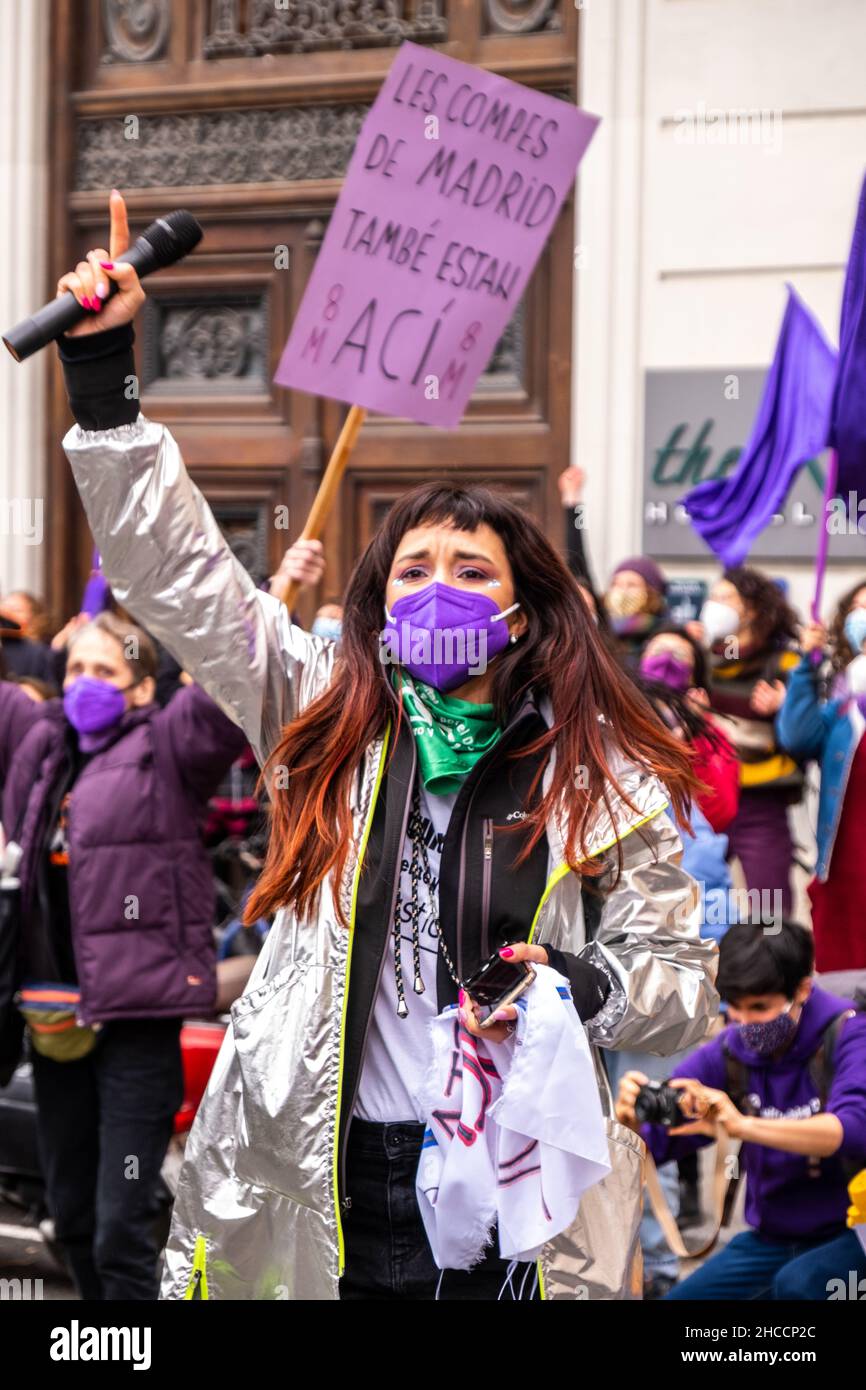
[{"left": 616, "top": 920, "right": 866, "bottom": 1299}]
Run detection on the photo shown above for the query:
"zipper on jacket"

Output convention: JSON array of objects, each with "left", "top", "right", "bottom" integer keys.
[
  {"left": 183, "top": 1233, "right": 209, "bottom": 1300},
  {"left": 33, "top": 761, "right": 77, "bottom": 1004},
  {"left": 526, "top": 862, "right": 573, "bottom": 946},
  {"left": 337, "top": 730, "right": 415, "bottom": 1217},
  {"left": 62, "top": 783, "right": 93, "bottom": 1027},
  {"left": 822, "top": 721, "right": 860, "bottom": 877},
  {"left": 455, "top": 781, "right": 484, "bottom": 980},
  {"left": 480, "top": 819, "right": 494, "bottom": 963},
  {"left": 456, "top": 704, "right": 538, "bottom": 975},
  {"left": 526, "top": 862, "right": 577, "bottom": 1306},
  {"left": 333, "top": 728, "right": 395, "bottom": 1276}
]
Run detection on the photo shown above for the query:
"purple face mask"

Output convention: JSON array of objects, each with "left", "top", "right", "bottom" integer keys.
[
  {"left": 63, "top": 676, "right": 129, "bottom": 748},
  {"left": 737, "top": 1002, "right": 799, "bottom": 1057},
  {"left": 639, "top": 651, "right": 693, "bottom": 693},
  {"left": 381, "top": 582, "right": 519, "bottom": 693}
]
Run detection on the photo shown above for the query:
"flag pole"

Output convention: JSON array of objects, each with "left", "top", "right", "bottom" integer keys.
[
  {"left": 281, "top": 404, "right": 367, "bottom": 613},
  {"left": 811, "top": 448, "right": 838, "bottom": 625}
]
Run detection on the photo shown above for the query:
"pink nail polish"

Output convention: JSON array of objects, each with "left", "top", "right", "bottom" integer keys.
[
  {"left": 458, "top": 989, "right": 465, "bottom": 1007},
  {"left": 499, "top": 947, "right": 514, "bottom": 958},
  {"left": 82, "top": 296, "right": 93, "bottom": 310},
  {"left": 95, "top": 283, "right": 108, "bottom": 299},
  {"left": 99, "top": 260, "right": 114, "bottom": 270}
]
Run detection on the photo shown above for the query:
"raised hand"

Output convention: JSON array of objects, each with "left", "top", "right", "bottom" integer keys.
[
  {"left": 557, "top": 466, "right": 586, "bottom": 508},
  {"left": 56, "top": 190, "right": 145, "bottom": 337},
  {"left": 269, "top": 539, "right": 326, "bottom": 602},
  {"left": 799, "top": 619, "right": 828, "bottom": 655}
]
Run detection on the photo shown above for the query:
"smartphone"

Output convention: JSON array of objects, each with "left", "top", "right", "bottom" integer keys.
[{"left": 461, "top": 950, "right": 536, "bottom": 1030}]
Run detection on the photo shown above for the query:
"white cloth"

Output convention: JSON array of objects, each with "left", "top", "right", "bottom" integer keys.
[
  {"left": 416, "top": 963, "right": 611, "bottom": 1270},
  {"left": 354, "top": 785, "right": 457, "bottom": 1123}
]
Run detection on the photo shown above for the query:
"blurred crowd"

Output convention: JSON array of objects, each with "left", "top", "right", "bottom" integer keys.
[{"left": 558, "top": 464, "right": 866, "bottom": 978}]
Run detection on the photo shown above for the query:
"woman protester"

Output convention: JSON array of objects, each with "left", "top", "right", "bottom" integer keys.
[
  {"left": 0, "top": 612, "right": 246, "bottom": 1299},
  {"left": 53, "top": 191, "right": 718, "bottom": 1302},
  {"left": 697, "top": 567, "right": 802, "bottom": 916},
  {"left": 777, "top": 583, "right": 866, "bottom": 970},
  {"left": 603, "top": 556, "right": 669, "bottom": 668},
  {"left": 638, "top": 626, "right": 740, "bottom": 842}
]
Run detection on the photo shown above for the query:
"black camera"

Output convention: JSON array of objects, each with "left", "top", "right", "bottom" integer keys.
[{"left": 633, "top": 1080, "right": 684, "bottom": 1127}]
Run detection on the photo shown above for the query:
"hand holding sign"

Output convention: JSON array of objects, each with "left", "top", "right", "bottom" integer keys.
[{"left": 275, "top": 42, "right": 599, "bottom": 429}]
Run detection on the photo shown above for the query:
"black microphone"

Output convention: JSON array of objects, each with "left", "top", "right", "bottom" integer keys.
[{"left": 2, "top": 209, "right": 203, "bottom": 362}]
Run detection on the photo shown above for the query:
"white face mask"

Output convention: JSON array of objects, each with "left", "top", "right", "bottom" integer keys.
[
  {"left": 847, "top": 653, "right": 866, "bottom": 696},
  {"left": 700, "top": 600, "right": 741, "bottom": 645}
]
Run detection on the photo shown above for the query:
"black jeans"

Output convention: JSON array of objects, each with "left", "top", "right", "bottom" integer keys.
[
  {"left": 339, "top": 1117, "right": 538, "bottom": 1300},
  {"left": 31, "top": 1017, "right": 184, "bottom": 1301}
]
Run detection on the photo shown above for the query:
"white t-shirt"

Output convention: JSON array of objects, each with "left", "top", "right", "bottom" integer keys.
[{"left": 354, "top": 783, "right": 458, "bottom": 1124}]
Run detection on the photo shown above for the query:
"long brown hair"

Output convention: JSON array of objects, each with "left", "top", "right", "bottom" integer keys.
[
  {"left": 245, "top": 484, "right": 699, "bottom": 929},
  {"left": 723, "top": 565, "right": 799, "bottom": 651},
  {"left": 827, "top": 577, "right": 866, "bottom": 673}
]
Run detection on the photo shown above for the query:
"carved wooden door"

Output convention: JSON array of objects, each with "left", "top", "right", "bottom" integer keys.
[{"left": 47, "top": 0, "right": 579, "bottom": 625}]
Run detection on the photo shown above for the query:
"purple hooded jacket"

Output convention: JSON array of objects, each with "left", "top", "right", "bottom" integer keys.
[
  {"left": 1, "top": 681, "right": 246, "bottom": 1025},
  {"left": 0, "top": 681, "right": 41, "bottom": 795},
  {"left": 644, "top": 986, "right": 866, "bottom": 1241}
]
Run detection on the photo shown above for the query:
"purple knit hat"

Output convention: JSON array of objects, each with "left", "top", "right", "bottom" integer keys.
[{"left": 612, "top": 555, "right": 667, "bottom": 596}]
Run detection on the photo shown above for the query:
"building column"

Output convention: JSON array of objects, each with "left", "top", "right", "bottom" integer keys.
[
  {"left": 0, "top": 0, "right": 48, "bottom": 596},
  {"left": 573, "top": 0, "right": 647, "bottom": 586}
]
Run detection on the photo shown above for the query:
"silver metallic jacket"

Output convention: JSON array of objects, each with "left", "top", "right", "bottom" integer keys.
[{"left": 63, "top": 417, "right": 719, "bottom": 1301}]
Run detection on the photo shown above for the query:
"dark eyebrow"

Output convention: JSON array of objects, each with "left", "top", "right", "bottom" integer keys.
[
  {"left": 395, "top": 548, "right": 432, "bottom": 562},
  {"left": 394, "top": 547, "right": 496, "bottom": 565}
]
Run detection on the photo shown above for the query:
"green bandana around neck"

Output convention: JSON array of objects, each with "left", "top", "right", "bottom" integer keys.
[{"left": 393, "top": 670, "right": 503, "bottom": 794}]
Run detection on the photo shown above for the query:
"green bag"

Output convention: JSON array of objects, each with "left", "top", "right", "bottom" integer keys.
[{"left": 16, "top": 984, "right": 99, "bottom": 1062}]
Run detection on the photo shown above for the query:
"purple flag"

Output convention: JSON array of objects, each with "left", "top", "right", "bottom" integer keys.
[
  {"left": 680, "top": 285, "right": 837, "bottom": 567},
  {"left": 829, "top": 171, "right": 866, "bottom": 501},
  {"left": 81, "top": 548, "right": 111, "bottom": 616}
]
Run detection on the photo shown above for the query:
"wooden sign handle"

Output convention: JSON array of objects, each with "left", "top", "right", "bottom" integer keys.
[{"left": 281, "top": 404, "right": 367, "bottom": 612}]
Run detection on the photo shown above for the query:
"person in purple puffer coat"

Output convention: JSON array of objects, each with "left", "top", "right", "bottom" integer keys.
[
  {"left": 0, "top": 610, "right": 246, "bottom": 1300},
  {"left": 616, "top": 920, "right": 866, "bottom": 1299}
]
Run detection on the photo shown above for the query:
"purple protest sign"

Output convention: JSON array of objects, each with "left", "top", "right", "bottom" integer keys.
[{"left": 274, "top": 42, "right": 599, "bottom": 429}]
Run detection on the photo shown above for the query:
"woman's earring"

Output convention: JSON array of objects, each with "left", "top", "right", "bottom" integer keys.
[{"left": 509, "top": 633, "right": 518, "bottom": 644}]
